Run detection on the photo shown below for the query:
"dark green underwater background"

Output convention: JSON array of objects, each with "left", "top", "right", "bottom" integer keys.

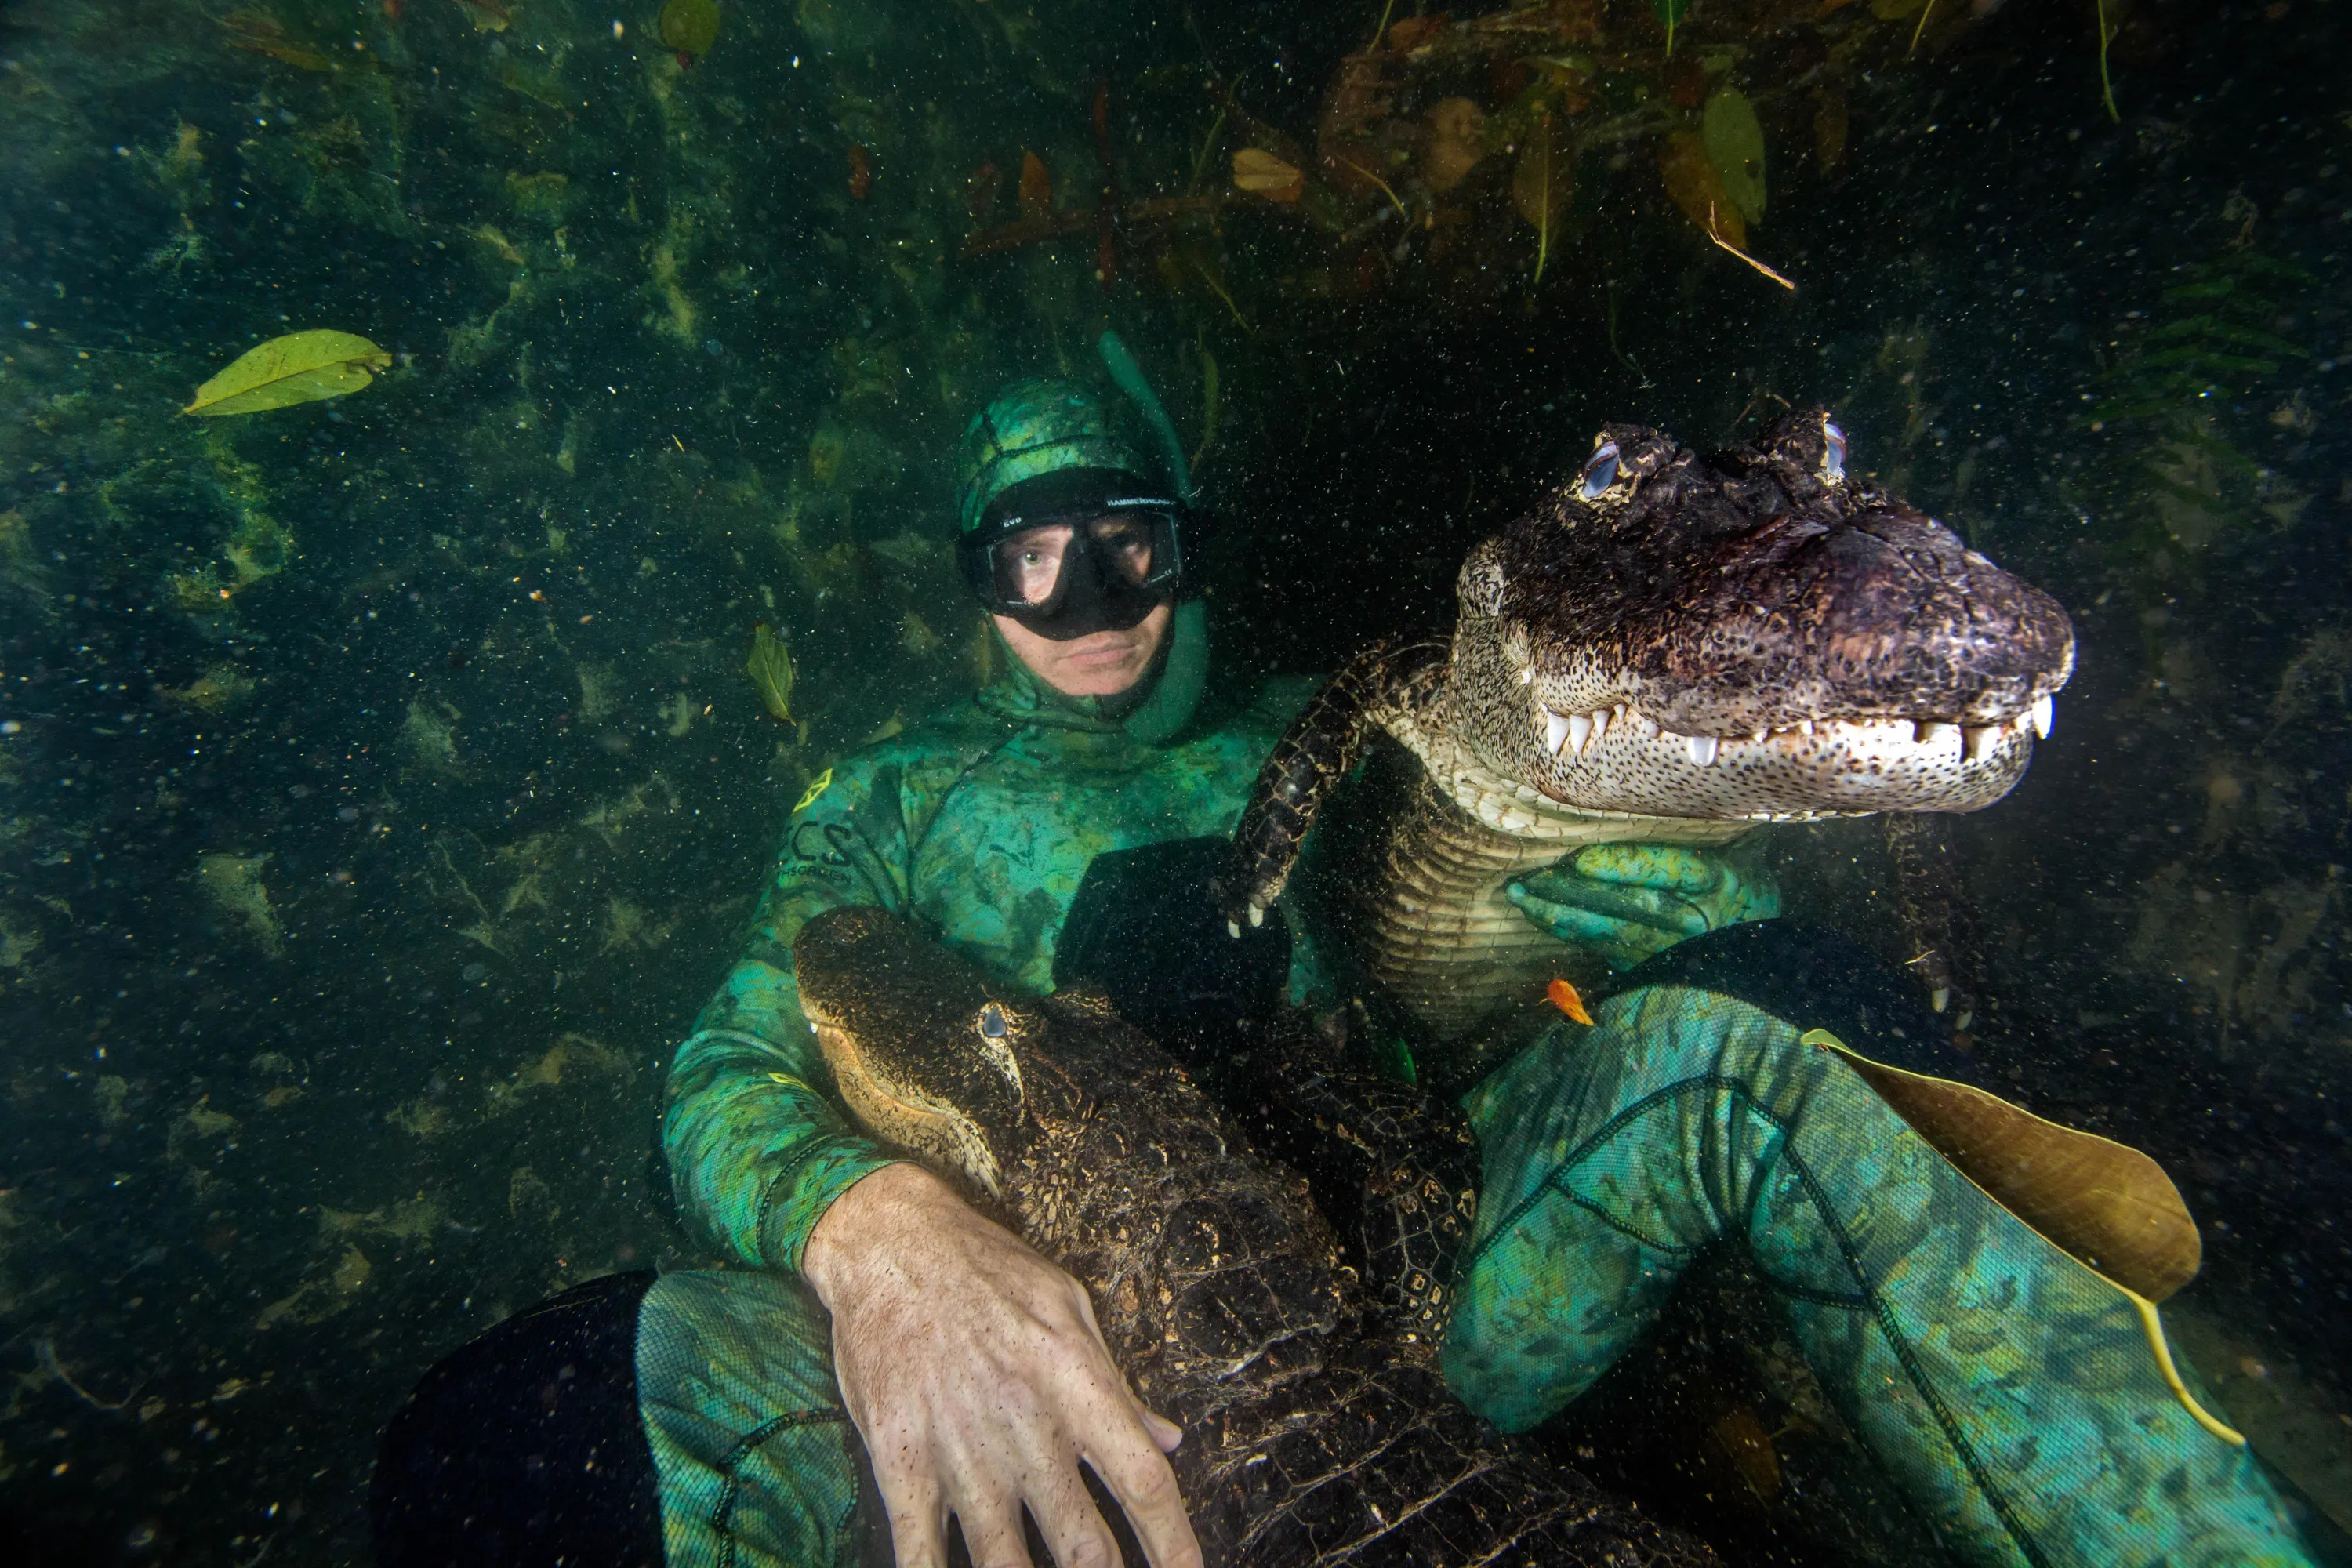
[{"left": 1, "top": 0, "right": 2348, "bottom": 1561}]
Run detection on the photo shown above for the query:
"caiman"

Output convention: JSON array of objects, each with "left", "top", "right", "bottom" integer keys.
[
  {"left": 1222, "top": 410, "right": 2076, "bottom": 1053},
  {"left": 793, "top": 904, "right": 1714, "bottom": 1568}
]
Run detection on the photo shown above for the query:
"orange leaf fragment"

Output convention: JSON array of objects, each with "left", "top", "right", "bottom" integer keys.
[
  {"left": 1232, "top": 147, "right": 1305, "bottom": 203},
  {"left": 1546, "top": 977, "right": 1595, "bottom": 1026}
]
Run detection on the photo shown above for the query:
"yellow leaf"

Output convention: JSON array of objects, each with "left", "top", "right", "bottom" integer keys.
[
  {"left": 1512, "top": 112, "right": 1573, "bottom": 282},
  {"left": 746, "top": 622, "right": 796, "bottom": 724},
  {"left": 1231, "top": 147, "right": 1305, "bottom": 203},
  {"left": 1701, "top": 87, "right": 1767, "bottom": 224},
  {"left": 183, "top": 330, "right": 392, "bottom": 417}
]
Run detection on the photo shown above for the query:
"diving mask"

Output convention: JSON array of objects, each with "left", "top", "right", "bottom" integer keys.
[{"left": 960, "top": 470, "right": 1189, "bottom": 641}]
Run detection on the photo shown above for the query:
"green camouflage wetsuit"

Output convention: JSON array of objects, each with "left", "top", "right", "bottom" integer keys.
[{"left": 637, "top": 645, "right": 1325, "bottom": 1568}]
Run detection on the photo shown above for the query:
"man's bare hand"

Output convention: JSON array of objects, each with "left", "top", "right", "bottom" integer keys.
[{"left": 803, "top": 1162, "right": 1201, "bottom": 1568}]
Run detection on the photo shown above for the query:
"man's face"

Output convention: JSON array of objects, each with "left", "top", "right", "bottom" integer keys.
[{"left": 994, "top": 601, "right": 1172, "bottom": 698}]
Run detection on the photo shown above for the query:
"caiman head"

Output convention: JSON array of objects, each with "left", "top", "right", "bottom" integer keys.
[
  {"left": 793, "top": 906, "right": 1035, "bottom": 1203},
  {"left": 1446, "top": 409, "right": 2076, "bottom": 820}
]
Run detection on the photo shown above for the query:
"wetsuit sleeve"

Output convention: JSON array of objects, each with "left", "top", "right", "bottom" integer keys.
[{"left": 662, "top": 761, "right": 914, "bottom": 1275}]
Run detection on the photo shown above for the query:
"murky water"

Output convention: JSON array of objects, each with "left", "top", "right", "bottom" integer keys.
[{"left": 2, "top": 0, "right": 2347, "bottom": 1562}]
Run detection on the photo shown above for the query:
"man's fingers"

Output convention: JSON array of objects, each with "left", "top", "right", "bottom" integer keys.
[
  {"left": 1021, "top": 1458, "right": 1122, "bottom": 1568},
  {"left": 878, "top": 1469, "right": 950, "bottom": 1568},
  {"left": 1083, "top": 1425, "right": 1201, "bottom": 1568},
  {"left": 1515, "top": 875, "right": 1711, "bottom": 937},
  {"left": 1571, "top": 842, "right": 1725, "bottom": 895},
  {"left": 1512, "top": 885, "right": 1678, "bottom": 944},
  {"left": 1135, "top": 1403, "right": 1183, "bottom": 1454},
  {"left": 953, "top": 1493, "right": 1040, "bottom": 1568}
]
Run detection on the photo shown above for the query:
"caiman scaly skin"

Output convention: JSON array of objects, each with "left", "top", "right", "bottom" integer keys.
[
  {"left": 793, "top": 906, "right": 1713, "bottom": 1568},
  {"left": 1224, "top": 410, "right": 2077, "bottom": 1042}
]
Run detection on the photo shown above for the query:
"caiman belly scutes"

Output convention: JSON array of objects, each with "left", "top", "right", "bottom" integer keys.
[{"left": 1370, "top": 716, "right": 1748, "bottom": 1041}]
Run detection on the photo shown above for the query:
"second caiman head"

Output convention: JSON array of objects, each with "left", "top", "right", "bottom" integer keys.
[{"left": 1445, "top": 409, "right": 2077, "bottom": 822}]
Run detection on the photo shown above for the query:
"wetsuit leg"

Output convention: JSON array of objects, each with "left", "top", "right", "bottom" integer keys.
[
  {"left": 372, "top": 1269, "right": 664, "bottom": 1568},
  {"left": 1442, "top": 973, "right": 2315, "bottom": 1568},
  {"left": 633, "top": 1268, "right": 877, "bottom": 1568}
]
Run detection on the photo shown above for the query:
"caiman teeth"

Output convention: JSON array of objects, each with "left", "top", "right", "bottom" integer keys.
[
  {"left": 1544, "top": 708, "right": 1573, "bottom": 757},
  {"left": 2030, "top": 695, "right": 2054, "bottom": 739},
  {"left": 1538, "top": 706, "right": 1619, "bottom": 760},
  {"left": 1640, "top": 715, "right": 2034, "bottom": 767}
]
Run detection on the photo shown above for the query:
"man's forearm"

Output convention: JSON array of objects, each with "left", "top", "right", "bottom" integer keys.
[{"left": 665, "top": 957, "right": 898, "bottom": 1272}]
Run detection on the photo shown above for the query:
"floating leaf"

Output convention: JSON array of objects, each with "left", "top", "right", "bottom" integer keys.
[
  {"left": 659, "top": 0, "right": 719, "bottom": 56},
  {"left": 746, "top": 622, "right": 796, "bottom": 724},
  {"left": 1651, "top": 0, "right": 1689, "bottom": 53},
  {"left": 1657, "top": 129, "right": 1743, "bottom": 249},
  {"left": 1512, "top": 112, "right": 1573, "bottom": 283},
  {"left": 1701, "top": 87, "right": 1766, "bottom": 224},
  {"left": 182, "top": 330, "right": 393, "bottom": 417},
  {"left": 1018, "top": 150, "right": 1053, "bottom": 220},
  {"left": 1232, "top": 147, "right": 1305, "bottom": 203}
]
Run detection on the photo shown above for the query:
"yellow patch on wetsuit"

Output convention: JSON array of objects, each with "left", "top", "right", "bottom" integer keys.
[{"left": 793, "top": 768, "right": 833, "bottom": 815}]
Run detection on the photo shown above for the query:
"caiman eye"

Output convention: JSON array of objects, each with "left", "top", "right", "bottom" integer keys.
[
  {"left": 978, "top": 1003, "right": 1008, "bottom": 1039},
  {"left": 1821, "top": 421, "right": 1848, "bottom": 485},
  {"left": 1577, "top": 441, "right": 1621, "bottom": 500}
]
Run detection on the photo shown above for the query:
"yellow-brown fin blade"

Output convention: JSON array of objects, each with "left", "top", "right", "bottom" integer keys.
[
  {"left": 1799, "top": 1028, "right": 2199, "bottom": 1301},
  {"left": 1802, "top": 1029, "right": 2241, "bottom": 1446}
]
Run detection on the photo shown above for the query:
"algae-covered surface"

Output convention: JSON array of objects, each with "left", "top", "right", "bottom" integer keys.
[{"left": 2, "top": 0, "right": 2349, "bottom": 1561}]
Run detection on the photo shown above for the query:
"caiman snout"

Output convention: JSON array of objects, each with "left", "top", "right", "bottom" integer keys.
[
  {"left": 1452, "top": 411, "right": 2075, "bottom": 822},
  {"left": 793, "top": 907, "right": 1029, "bottom": 1198}
]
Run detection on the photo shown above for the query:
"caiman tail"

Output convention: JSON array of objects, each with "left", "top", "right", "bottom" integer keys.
[{"left": 793, "top": 906, "right": 1714, "bottom": 1568}]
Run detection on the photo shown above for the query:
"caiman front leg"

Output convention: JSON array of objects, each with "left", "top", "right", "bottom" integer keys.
[{"left": 1218, "top": 637, "right": 1448, "bottom": 934}]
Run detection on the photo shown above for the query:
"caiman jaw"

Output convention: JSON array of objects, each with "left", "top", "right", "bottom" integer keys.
[
  {"left": 1510, "top": 682, "right": 2060, "bottom": 820},
  {"left": 1530, "top": 695, "right": 2052, "bottom": 768}
]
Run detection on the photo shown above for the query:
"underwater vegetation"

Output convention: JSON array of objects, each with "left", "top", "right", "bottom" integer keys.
[{"left": 2084, "top": 245, "right": 2317, "bottom": 557}]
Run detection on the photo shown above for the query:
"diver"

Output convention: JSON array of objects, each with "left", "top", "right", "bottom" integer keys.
[{"left": 372, "top": 350, "right": 2315, "bottom": 1568}]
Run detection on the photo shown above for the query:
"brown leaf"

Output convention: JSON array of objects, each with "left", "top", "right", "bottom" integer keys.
[
  {"left": 1813, "top": 90, "right": 1849, "bottom": 173},
  {"left": 1658, "top": 129, "right": 1744, "bottom": 249},
  {"left": 1018, "top": 151, "right": 1052, "bottom": 220},
  {"left": 1385, "top": 12, "right": 1450, "bottom": 53},
  {"left": 1420, "top": 97, "right": 1486, "bottom": 195}
]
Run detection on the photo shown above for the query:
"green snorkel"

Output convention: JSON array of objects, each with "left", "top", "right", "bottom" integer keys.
[{"left": 1096, "top": 329, "right": 1209, "bottom": 746}]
